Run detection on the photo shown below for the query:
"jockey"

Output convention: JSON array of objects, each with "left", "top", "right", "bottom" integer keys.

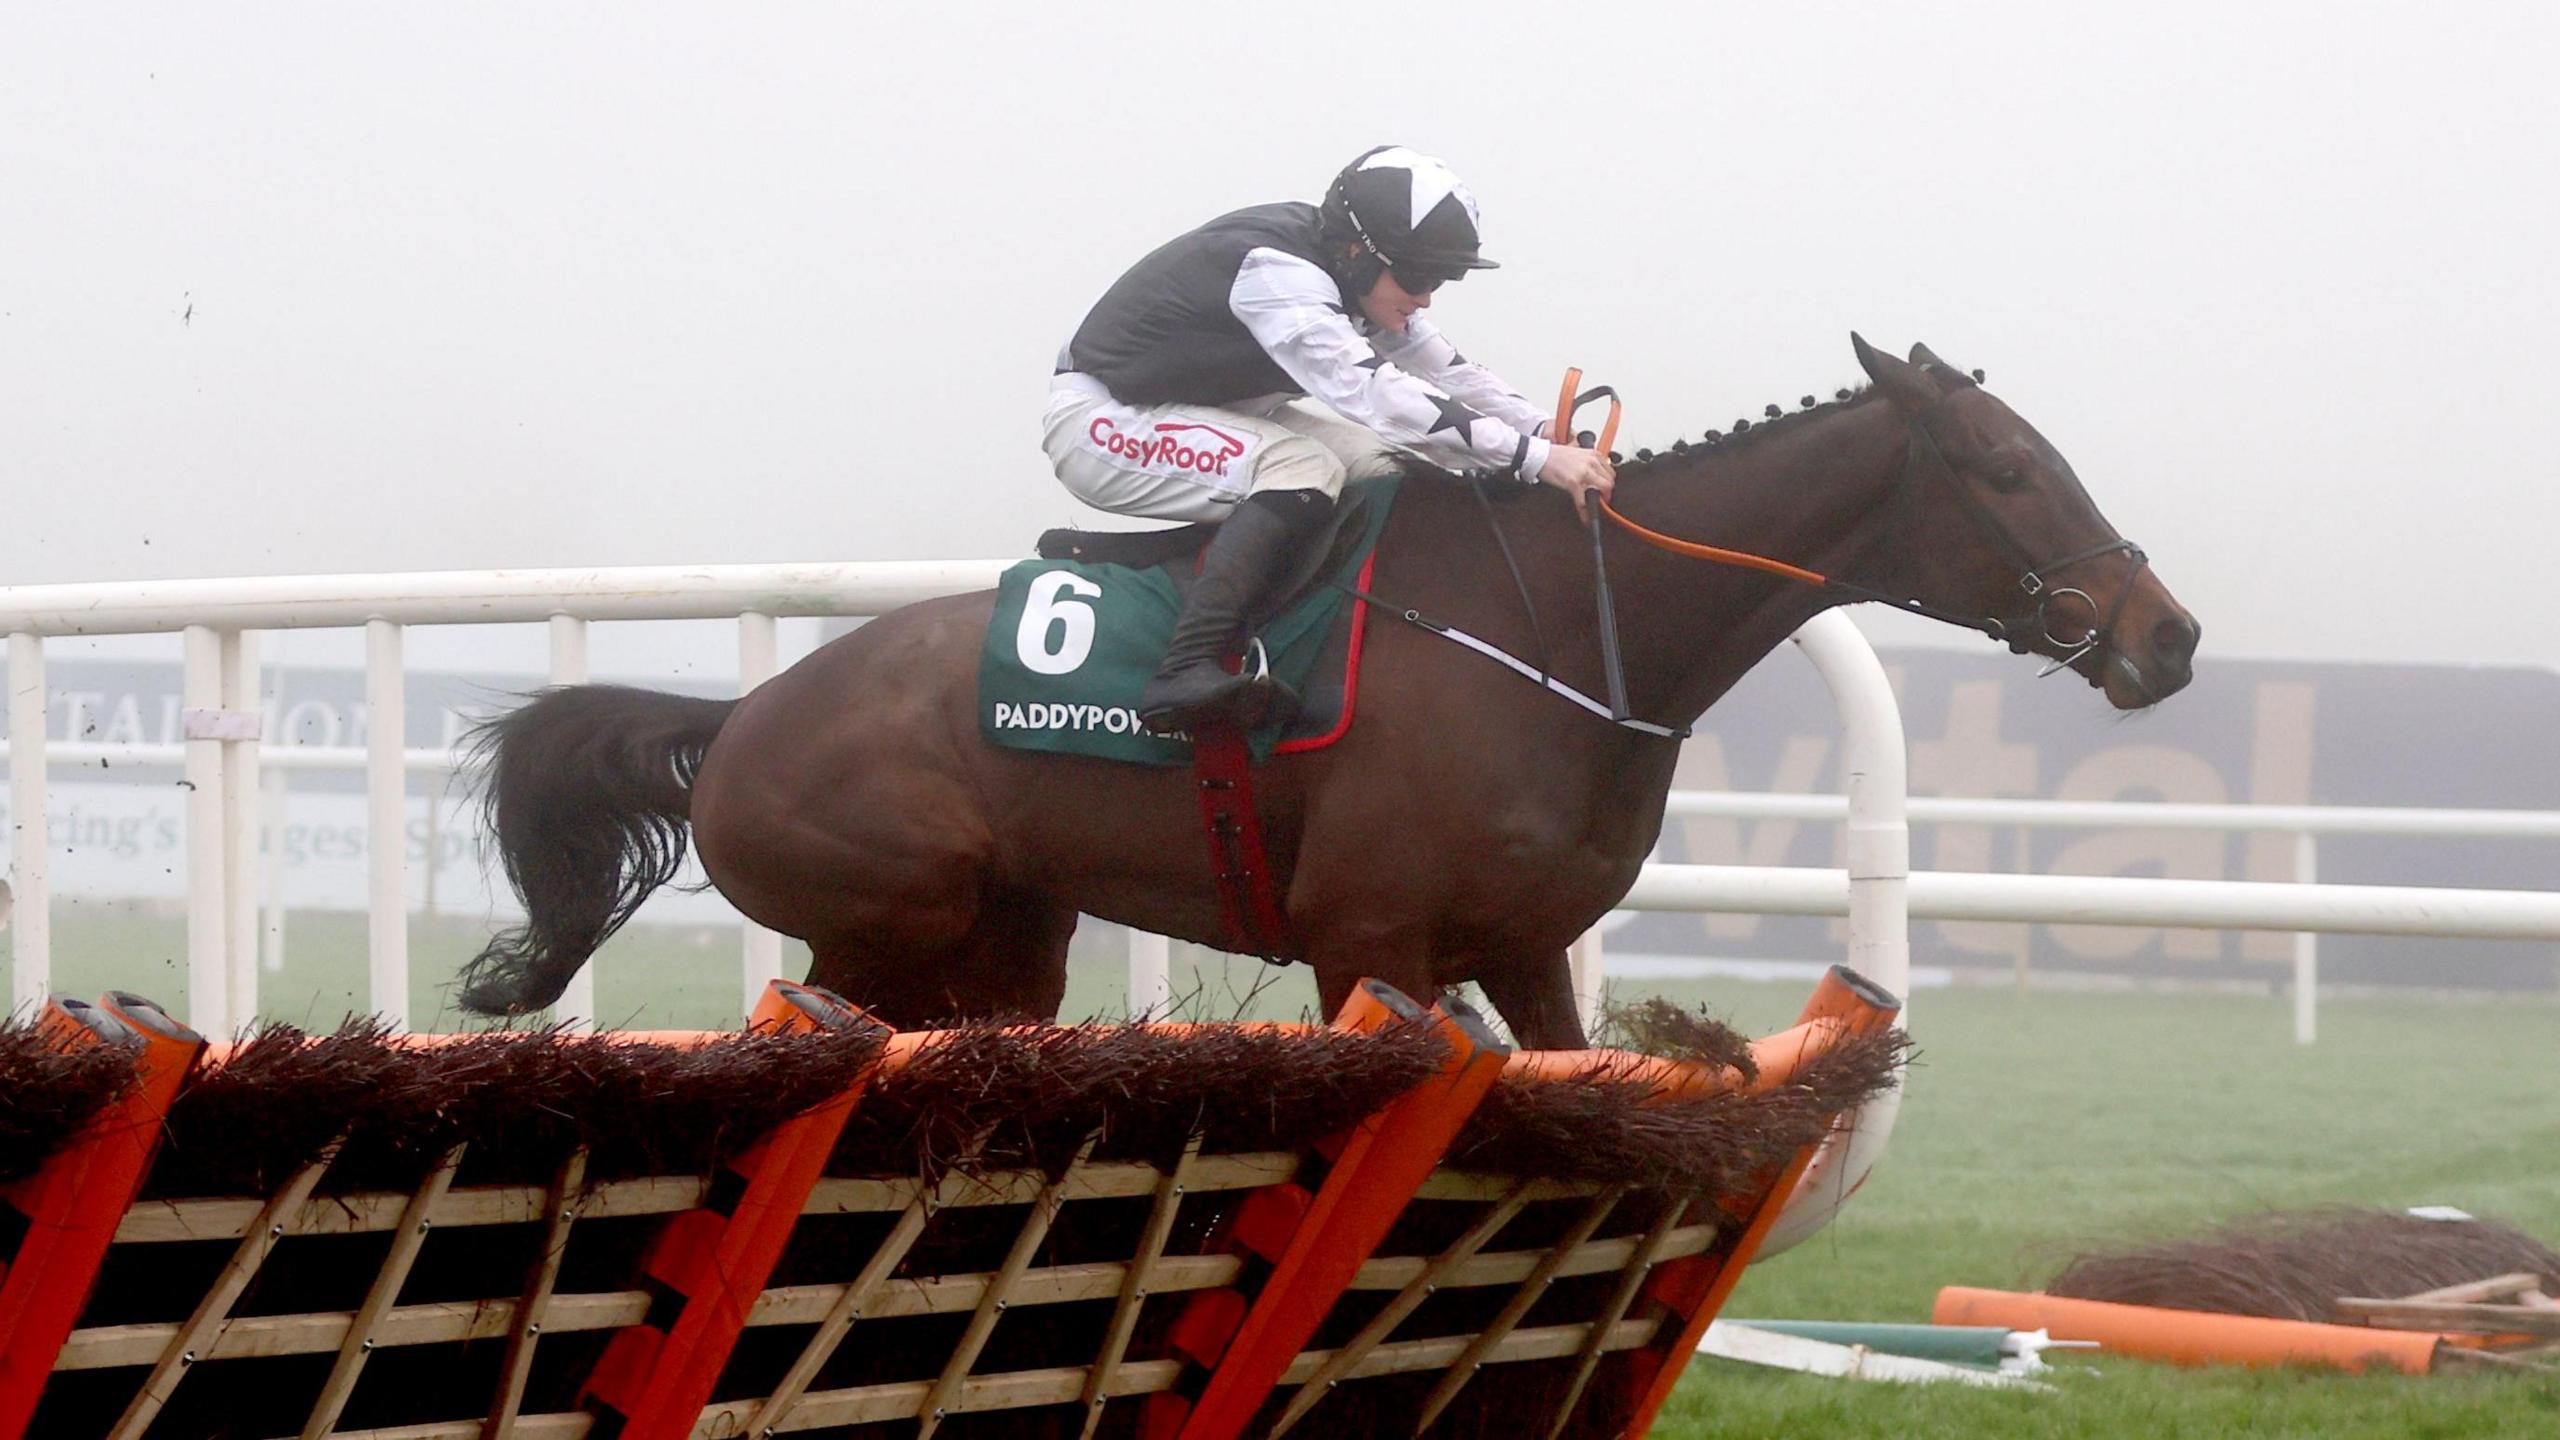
[{"left": 1044, "top": 145, "right": 1616, "bottom": 734}]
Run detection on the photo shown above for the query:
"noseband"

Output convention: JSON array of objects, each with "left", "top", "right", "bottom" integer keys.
[
  {"left": 1593, "top": 395, "right": 2154, "bottom": 692},
  {"left": 1892, "top": 408, "right": 2152, "bottom": 681}
]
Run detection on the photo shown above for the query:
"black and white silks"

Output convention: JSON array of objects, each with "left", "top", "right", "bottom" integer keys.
[{"left": 1059, "top": 203, "right": 1554, "bottom": 482}]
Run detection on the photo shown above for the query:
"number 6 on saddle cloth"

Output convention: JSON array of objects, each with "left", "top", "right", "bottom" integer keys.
[
  {"left": 976, "top": 483, "right": 1401, "bottom": 959},
  {"left": 978, "top": 478, "right": 1401, "bottom": 769}
]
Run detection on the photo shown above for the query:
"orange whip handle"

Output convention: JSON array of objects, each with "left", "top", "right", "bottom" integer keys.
[{"left": 1548, "top": 368, "right": 1622, "bottom": 459}]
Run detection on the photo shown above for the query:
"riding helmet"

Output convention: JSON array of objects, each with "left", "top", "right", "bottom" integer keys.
[{"left": 1319, "top": 146, "right": 1501, "bottom": 280}]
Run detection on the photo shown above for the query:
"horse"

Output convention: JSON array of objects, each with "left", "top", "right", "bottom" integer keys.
[{"left": 457, "top": 335, "right": 2198, "bottom": 1049}]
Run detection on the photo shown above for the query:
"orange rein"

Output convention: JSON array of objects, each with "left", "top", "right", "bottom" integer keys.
[{"left": 1551, "top": 366, "right": 1834, "bottom": 590}]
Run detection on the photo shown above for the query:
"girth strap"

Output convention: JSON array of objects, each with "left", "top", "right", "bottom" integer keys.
[{"left": 1188, "top": 723, "right": 1294, "bottom": 963}]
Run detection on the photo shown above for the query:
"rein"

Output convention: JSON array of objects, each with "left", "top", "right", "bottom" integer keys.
[
  {"left": 1561, "top": 374, "right": 2152, "bottom": 681},
  {"left": 1359, "top": 366, "right": 2156, "bottom": 742}
]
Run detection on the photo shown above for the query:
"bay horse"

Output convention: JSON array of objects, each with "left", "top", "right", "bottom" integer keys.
[{"left": 458, "top": 336, "right": 2198, "bottom": 1048}]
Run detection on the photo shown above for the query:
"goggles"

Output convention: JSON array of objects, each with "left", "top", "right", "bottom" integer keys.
[{"left": 1388, "top": 262, "right": 1461, "bottom": 296}]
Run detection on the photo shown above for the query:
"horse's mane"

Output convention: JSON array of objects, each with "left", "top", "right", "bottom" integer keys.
[
  {"left": 1613, "top": 383, "right": 1878, "bottom": 478},
  {"left": 1390, "top": 381, "right": 1882, "bottom": 492}
]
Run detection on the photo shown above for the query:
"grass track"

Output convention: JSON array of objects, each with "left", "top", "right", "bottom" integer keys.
[
  {"left": 1640, "top": 976, "right": 2560, "bottom": 1440},
  {"left": 15, "top": 913, "right": 2559, "bottom": 1436}
]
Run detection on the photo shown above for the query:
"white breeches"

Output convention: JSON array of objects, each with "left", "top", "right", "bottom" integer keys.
[{"left": 1043, "top": 372, "right": 1409, "bottom": 524}]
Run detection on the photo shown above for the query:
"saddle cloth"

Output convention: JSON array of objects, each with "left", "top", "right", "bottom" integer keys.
[{"left": 977, "top": 477, "right": 1400, "bottom": 765}]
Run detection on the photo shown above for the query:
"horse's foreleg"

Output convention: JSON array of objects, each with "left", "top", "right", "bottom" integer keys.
[{"left": 1472, "top": 950, "right": 1590, "bottom": 1051}]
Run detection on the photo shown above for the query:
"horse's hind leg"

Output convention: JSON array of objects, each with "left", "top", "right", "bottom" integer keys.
[{"left": 805, "top": 884, "right": 1076, "bottom": 1029}]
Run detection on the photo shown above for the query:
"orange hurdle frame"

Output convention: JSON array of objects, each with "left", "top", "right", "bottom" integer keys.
[
  {"left": 0, "top": 993, "right": 207, "bottom": 1435},
  {"left": 1138, "top": 979, "right": 1512, "bottom": 1440},
  {"left": 575, "top": 979, "right": 892, "bottom": 1440},
  {"left": 1613, "top": 965, "right": 1904, "bottom": 1438}
]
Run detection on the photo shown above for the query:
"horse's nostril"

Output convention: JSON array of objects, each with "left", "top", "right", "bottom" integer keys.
[{"left": 2155, "top": 613, "right": 2200, "bottom": 663}]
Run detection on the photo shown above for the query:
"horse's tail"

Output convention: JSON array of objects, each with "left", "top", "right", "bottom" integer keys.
[{"left": 456, "top": 684, "right": 738, "bottom": 1015}]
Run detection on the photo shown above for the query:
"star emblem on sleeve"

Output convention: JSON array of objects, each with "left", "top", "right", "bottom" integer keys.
[{"left": 1424, "top": 391, "right": 1485, "bottom": 446}]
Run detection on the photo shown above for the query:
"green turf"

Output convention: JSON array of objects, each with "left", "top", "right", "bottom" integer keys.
[
  {"left": 13, "top": 914, "right": 2558, "bottom": 1435},
  {"left": 1637, "top": 976, "right": 2560, "bottom": 1439}
]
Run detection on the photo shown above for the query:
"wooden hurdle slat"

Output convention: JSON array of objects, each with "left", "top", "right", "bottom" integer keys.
[
  {"left": 1266, "top": 1177, "right": 1536, "bottom": 1438},
  {"left": 102, "top": 1152, "right": 1299, "bottom": 1247},
  {"left": 1410, "top": 1182, "right": 1631, "bottom": 1432},
  {"left": 1077, "top": 1134, "right": 1202, "bottom": 1440},
  {"left": 577, "top": 980, "right": 890, "bottom": 1440},
  {"left": 113, "top": 1173, "right": 703, "bottom": 1244},
  {"left": 52, "top": 1249, "right": 1264, "bottom": 1373},
  {"left": 1540, "top": 1191, "right": 1688, "bottom": 1440},
  {"left": 1342, "top": 1219, "right": 1719, "bottom": 1292},
  {"left": 1279, "top": 1316, "right": 1662, "bottom": 1384},
  {"left": 742, "top": 1187, "right": 933, "bottom": 1434},
  {"left": 682, "top": 1315, "right": 1669, "bottom": 1436},
  {"left": 483, "top": 1145, "right": 587, "bottom": 1440},
  {"left": 913, "top": 1131, "right": 1100, "bottom": 1440},
  {"left": 302, "top": 1142, "right": 468, "bottom": 1438},
  {"left": 106, "top": 1136, "right": 347, "bottom": 1440}
]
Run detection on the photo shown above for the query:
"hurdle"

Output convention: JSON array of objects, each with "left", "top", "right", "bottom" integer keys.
[{"left": 0, "top": 970, "right": 1901, "bottom": 1438}]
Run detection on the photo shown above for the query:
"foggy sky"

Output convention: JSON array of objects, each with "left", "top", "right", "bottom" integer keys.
[{"left": 5, "top": 1, "right": 2557, "bottom": 681}]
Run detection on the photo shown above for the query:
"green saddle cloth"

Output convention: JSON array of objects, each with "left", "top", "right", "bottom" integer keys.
[{"left": 978, "top": 478, "right": 1400, "bottom": 765}]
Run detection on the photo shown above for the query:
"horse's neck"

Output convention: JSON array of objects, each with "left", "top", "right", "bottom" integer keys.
[{"left": 1608, "top": 397, "right": 1912, "bottom": 724}]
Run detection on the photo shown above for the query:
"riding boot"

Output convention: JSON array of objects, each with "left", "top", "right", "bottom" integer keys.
[{"left": 1138, "top": 489, "right": 1334, "bottom": 735}]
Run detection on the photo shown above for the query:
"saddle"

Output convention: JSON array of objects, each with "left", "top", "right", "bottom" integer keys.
[{"left": 1034, "top": 482, "right": 1386, "bottom": 628}]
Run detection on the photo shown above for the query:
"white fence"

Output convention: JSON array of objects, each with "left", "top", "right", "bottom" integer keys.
[
  {"left": 3, "top": 562, "right": 1008, "bottom": 1035},
  {"left": 1647, "top": 794, "right": 2560, "bottom": 1045}
]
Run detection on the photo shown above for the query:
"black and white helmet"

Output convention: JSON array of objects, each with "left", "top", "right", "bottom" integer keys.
[{"left": 1320, "top": 146, "right": 1500, "bottom": 284}]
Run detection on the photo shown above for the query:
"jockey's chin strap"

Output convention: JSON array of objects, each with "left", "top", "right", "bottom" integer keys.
[{"left": 1569, "top": 374, "right": 2153, "bottom": 691}]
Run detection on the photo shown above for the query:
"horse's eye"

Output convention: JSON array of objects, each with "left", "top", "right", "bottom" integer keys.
[{"left": 1986, "top": 466, "right": 2029, "bottom": 493}]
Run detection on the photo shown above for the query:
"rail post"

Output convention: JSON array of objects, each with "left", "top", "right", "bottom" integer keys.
[
  {"left": 1756, "top": 610, "right": 1910, "bottom": 1256},
  {"left": 2293, "top": 830, "right": 2317, "bottom": 1044},
  {"left": 366, "top": 619, "right": 408, "bottom": 1028},
  {"left": 181, "top": 625, "right": 260, "bottom": 1038},
  {"left": 738, "top": 611, "right": 783, "bottom": 1017},
  {"left": 223, "top": 630, "right": 261, "bottom": 1026},
  {"left": 7, "top": 633, "right": 48, "bottom": 1012},
  {"left": 1128, "top": 930, "right": 1173, "bottom": 1015}
]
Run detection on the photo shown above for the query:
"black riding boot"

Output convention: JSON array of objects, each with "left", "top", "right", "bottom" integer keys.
[{"left": 1138, "top": 489, "right": 1333, "bottom": 735}]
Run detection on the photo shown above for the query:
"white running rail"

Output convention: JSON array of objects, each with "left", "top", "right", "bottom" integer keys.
[{"left": 1, "top": 562, "right": 1011, "bottom": 1034}]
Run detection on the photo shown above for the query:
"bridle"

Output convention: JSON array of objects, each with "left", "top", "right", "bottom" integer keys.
[
  {"left": 1576, "top": 378, "right": 2155, "bottom": 693},
  {"left": 1880, "top": 396, "right": 2151, "bottom": 680}
]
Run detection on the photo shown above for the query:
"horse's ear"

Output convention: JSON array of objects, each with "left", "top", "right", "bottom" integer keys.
[
  {"left": 1853, "top": 332, "right": 1940, "bottom": 412},
  {"left": 1908, "top": 341, "right": 1978, "bottom": 389}
]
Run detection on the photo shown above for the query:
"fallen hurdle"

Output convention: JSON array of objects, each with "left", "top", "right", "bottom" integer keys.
[{"left": 0, "top": 970, "right": 1901, "bottom": 1439}]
